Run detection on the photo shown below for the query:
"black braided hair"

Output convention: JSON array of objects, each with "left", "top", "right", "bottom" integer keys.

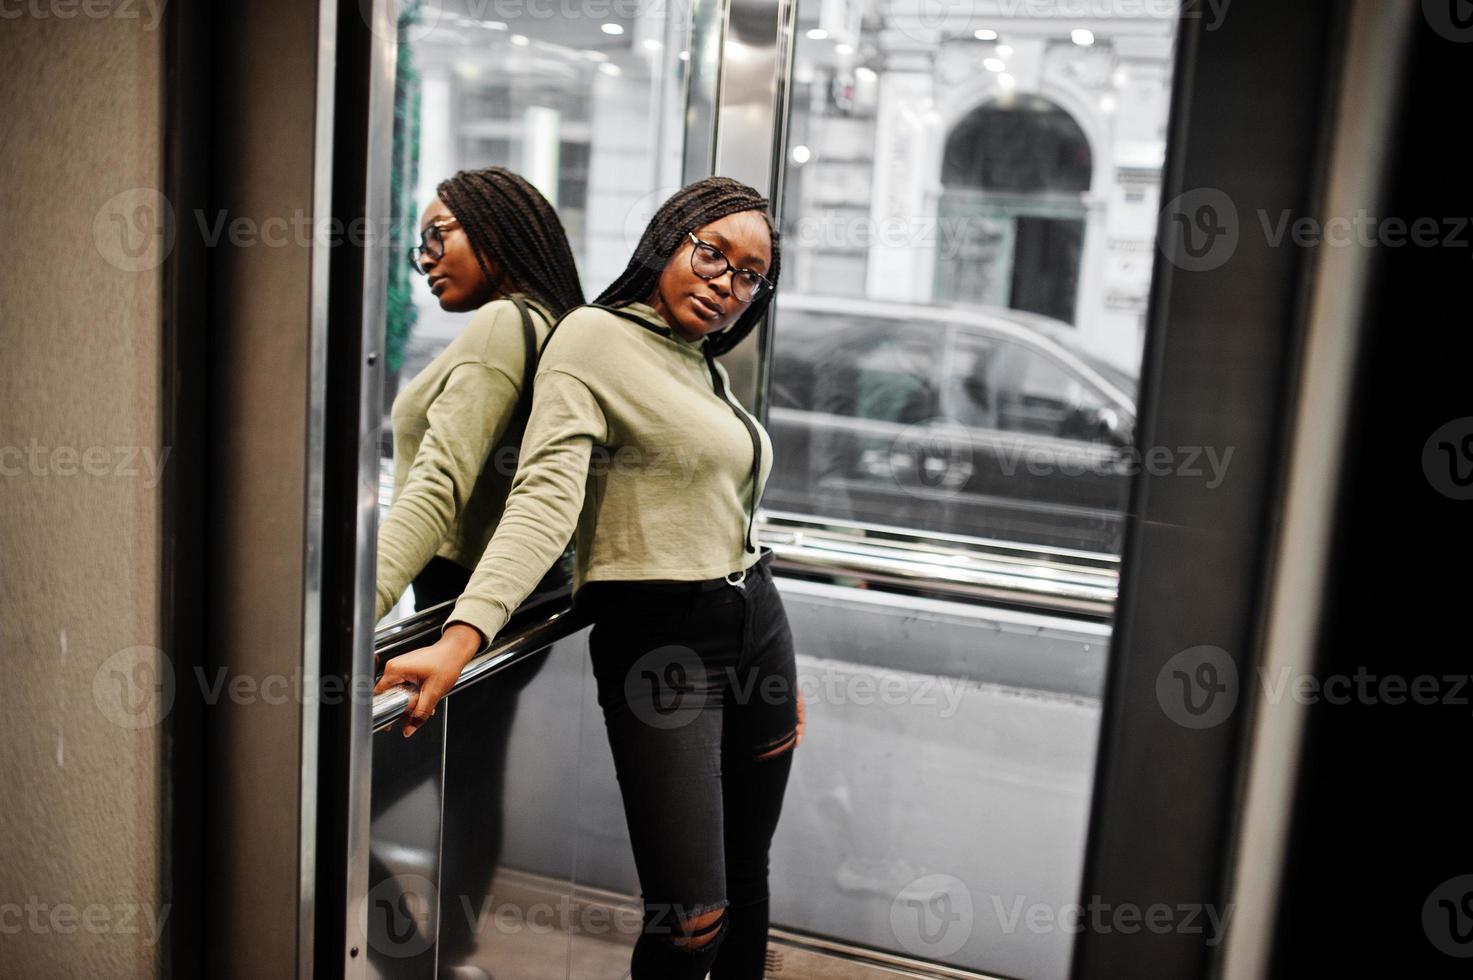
[
  {"left": 436, "top": 167, "right": 585, "bottom": 318},
  {"left": 594, "top": 176, "right": 781, "bottom": 358}
]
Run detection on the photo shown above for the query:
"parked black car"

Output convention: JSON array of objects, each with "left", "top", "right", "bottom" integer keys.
[{"left": 766, "top": 294, "right": 1139, "bottom": 555}]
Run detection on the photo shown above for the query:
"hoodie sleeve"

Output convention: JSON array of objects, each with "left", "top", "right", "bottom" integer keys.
[
  {"left": 441, "top": 363, "right": 609, "bottom": 645},
  {"left": 372, "top": 299, "right": 528, "bottom": 620},
  {"left": 373, "top": 362, "right": 521, "bottom": 621}
]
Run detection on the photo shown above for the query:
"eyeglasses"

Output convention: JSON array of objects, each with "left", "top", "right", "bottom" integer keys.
[
  {"left": 408, "top": 218, "right": 460, "bottom": 275},
  {"left": 687, "top": 232, "right": 772, "bottom": 303}
]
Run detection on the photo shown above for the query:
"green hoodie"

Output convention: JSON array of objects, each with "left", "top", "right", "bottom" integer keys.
[
  {"left": 443, "top": 301, "right": 772, "bottom": 646},
  {"left": 375, "top": 294, "right": 553, "bottom": 621}
]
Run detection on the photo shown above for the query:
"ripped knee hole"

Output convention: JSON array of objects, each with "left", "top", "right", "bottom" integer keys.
[
  {"left": 669, "top": 907, "right": 727, "bottom": 951},
  {"left": 754, "top": 728, "right": 798, "bottom": 761}
]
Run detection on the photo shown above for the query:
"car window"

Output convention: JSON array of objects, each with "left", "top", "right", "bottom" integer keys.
[
  {"left": 774, "top": 315, "right": 940, "bottom": 425},
  {"left": 947, "top": 333, "right": 1112, "bottom": 439},
  {"left": 1074, "top": 349, "right": 1139, "bottom": 404}
]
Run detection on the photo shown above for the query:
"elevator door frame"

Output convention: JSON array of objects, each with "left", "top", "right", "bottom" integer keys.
[{"left": 180, "top": 1, "right": 1411, "bottom": 978}]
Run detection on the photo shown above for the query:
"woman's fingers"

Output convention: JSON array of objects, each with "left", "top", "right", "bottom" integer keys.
[
  {"left": 372, "top": 639, "right": 477, "bottom": 738},
  {"left": 400, "top": 683, "right": 420, "bottom": 724},
  {"left": 372, "top": 666, "right": 405, "bottom": 696},
  {"left": 373, "top": 656, "right": 432, "bottom": 736},
  {"left": 402, "top": 681, "right": 446, "bottom": 738}
]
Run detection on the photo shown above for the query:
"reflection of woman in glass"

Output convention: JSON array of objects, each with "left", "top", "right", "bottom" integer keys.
[
  {"left": 370, "top": 167, "right": 582, "bottom": 980},
  {"left": 376, "top": 167, "right": 583, "bottom": 619},
  {"left": 376, "top": 176, "right": 806, "bottom": 979}
]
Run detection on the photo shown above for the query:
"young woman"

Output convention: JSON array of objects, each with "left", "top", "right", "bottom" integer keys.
[
  {"left": 374, "top": 176, "right": 806, "bottom": 978},
  {"left": 375, "top": 166, "right": 583, "bottom": 619},
  {"left": 369, "top": 167, "right": 585, "bottom": 979}
]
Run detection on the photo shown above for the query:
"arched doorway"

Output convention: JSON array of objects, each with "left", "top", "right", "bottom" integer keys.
[{"left": 937, "top": 94, "right": 1092, "bottom": 324}]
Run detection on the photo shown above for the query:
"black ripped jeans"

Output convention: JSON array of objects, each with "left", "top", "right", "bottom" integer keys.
[{"left": 576, "top": 547, "right": 799, "bottom": 979}]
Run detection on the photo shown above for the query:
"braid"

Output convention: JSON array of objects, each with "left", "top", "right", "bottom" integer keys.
[
  {"left": 436, "top": 167, "right": 585, "bottom": 318},
  {"left": 595, "top": 176, "right": 781, "bottom": 358}
]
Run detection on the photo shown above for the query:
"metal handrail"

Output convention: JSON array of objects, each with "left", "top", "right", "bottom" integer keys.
[
  {"left": 371, "top": 601, "right": 590, "bottom": 732},
  {"left": 369, "top": 515, "right": 1119, "bottom": 729},
  {"left": 759, "top": 512, "right": 1120, "bottom": 620}
]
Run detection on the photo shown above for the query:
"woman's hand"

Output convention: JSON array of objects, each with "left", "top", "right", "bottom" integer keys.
[{"left": 372, "top": 623, "right": 485, "bottom": 737}]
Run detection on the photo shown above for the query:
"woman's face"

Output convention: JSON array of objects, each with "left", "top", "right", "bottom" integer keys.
[
  {"left": 415, "top": 197, "right": 501, "bottom": 313},
  {"left": 649, "top": 210, "right": 773, "bottom": 343}
]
